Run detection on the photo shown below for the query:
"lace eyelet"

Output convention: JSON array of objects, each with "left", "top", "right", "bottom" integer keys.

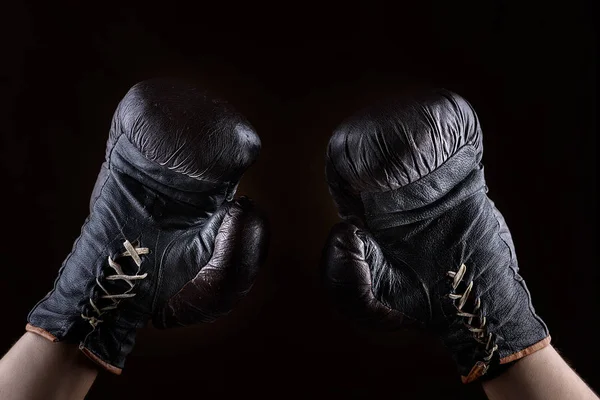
[
  {"left": 447, "top": 263, "right": 498, "bottom": 371},
  {"left": 81, "top": 239, "right": 149, "bottom": 329}
]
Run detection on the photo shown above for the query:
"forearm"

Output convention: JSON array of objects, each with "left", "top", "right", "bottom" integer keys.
[
  {"left": 0, "top": 332, "right": 98, "bottom": 400},
  {"left": 482, "top": 345, "right": 598, "bottom": 400}
]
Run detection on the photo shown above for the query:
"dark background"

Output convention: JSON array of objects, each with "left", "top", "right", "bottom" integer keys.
[{"left": 1, "top": 1, "right": 596, "bottom": 399}]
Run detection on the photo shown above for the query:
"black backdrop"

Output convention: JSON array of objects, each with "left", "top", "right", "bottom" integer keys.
[{"left": 1, "top": 2, "right": 596, "bottom": 399}]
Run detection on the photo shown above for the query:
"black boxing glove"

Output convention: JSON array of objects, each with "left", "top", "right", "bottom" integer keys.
[
  {"left": 26, "top": 79, "right": 269, "bottom": 374},
  {"left": 322, "top": 89, "right": 550, "bottom": 383}
]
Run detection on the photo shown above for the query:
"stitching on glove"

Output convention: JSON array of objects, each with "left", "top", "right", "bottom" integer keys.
[
  {"left": 448, "top": 263, "right": 499, "bottom": 376},
  {"left": 81, "top": 240, "right": 149, "bottom": 329}
]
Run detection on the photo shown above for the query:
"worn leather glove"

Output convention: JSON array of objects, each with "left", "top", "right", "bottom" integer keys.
[
  {"left": 322, "top": 89, "right": 550, "bottom": 383},
  {"left": 26, "top": 78, "right": 269, "bottom": 374}
]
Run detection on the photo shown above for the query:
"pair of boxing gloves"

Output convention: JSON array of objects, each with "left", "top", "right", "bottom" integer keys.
[{"left": 26, "top": 79, "right": 550, "bottom": 383}]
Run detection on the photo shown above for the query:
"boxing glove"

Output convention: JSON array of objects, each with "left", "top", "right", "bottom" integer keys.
[
  {"left": 322, "top": 89, "right": 550, "bottom": 383},
  {"left": 26, "top": 78, "right": 269, "bottom": 374}
]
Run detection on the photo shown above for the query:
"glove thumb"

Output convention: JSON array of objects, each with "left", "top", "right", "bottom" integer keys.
[
  {"left": 321, "top": 222, "right": 415, "bottom": 330},
  {"left": 155, "top": 197, "right": 269, "bottom": 328}
]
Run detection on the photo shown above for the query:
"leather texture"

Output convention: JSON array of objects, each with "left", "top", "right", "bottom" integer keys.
[
  {"left": 323, "top": 89, "right": 550, "bottom": 382},
  {"left": 27, "top": 78, "right": 269, "bottom": 373}
]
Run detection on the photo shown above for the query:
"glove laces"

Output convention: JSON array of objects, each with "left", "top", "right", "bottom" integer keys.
[
  {"left": 447, "top": 263, "right": 499, "bottom": 368},
  {"left": 81, "top": 240, "right": 149, "bottom": 328}
]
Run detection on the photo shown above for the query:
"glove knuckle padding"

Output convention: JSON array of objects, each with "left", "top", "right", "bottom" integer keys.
[
  {"left": 26, "top": 79, "right": 268, "bottom": 374},
  {"left": 324, "top": 89, "right": 550, "bottom": 383},
  {"left": 326, "top": 89, "right": 482, "bottom": 221},
  {"left": 108, "top": 79, "right": 260, "bottom": 185}
]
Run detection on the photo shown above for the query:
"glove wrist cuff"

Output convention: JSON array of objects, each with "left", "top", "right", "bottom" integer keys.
[
  {"left": 25, "top": 323, "right": 59, "bottom": 342},
  {"left": 460, "top": 336, "right": 552, "bottom": 383},
  {"left": 25, "top": 323, "right": 123, "bottom": 375},
  {"left": 500, "top": 336, "right": 551, "bottom": 364},
  {"left": 79, "top": 346, "right": 122, "bottom": 375}
]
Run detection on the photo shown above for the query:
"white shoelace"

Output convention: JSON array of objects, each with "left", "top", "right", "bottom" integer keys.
[
  {"left": 447, "top": 263, "right": 499, "bottom": 361},
  {"left": 81, "top": 240, "right": 148, "bottom": 328}
]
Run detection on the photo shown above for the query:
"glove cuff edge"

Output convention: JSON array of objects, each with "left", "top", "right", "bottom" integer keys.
[
  {"left": 25, "top": 323, "right": 58, "bottom": 342},
  {"left": 500, "top": 335, "right": 551, "bottom": 364},
  {"left": 79, "top": 346, "right": 122, "bottom": 375}
]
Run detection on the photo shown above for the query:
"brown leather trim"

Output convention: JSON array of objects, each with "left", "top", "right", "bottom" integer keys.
[
  {"left": 25, "top": 323, "right": 59, "bottom": 342},
  {"left": 79, "top": 346, "right": 122, "bottom": 375},
  {"left": 500, "top": 336, "right": 551, "bottom": 364},
  {"left": 461, "top": 361, "right": 488, "bottom": 384}
]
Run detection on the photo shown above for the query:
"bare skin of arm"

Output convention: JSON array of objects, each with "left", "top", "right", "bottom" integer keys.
[
  {"left": 483, "top": 345, "right": 598, "bottom": 400},
  {"left": 1, "top": 335, "right": 597, "bottom": 400},
  {"left": 0, "top": 332, "right": 98, "bottom": 400}
]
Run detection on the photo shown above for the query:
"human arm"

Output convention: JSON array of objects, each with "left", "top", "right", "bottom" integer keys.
[
  {"left": 0, "top": 332, "right": 98, "bottom": 400},
  {"left": 482, "top": 345, "right": 598, "bottom": 400}
]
